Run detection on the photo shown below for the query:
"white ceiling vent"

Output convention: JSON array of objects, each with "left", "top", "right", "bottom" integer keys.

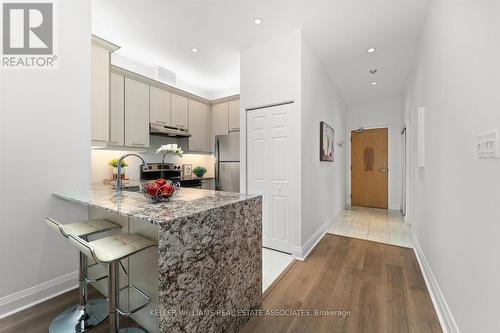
[{"left": 154, "top": 66, "right": 176, "bottom": 85}]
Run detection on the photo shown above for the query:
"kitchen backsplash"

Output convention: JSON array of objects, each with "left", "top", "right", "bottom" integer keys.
[{"left": 91, "top": 136, "right": 214, "bottom": 183}]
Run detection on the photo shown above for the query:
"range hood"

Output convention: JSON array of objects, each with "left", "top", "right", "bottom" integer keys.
[{"left": 150, "top": 123, "right": 191, "bottom": 138}]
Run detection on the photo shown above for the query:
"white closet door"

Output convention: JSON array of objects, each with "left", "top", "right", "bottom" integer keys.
[{"left": 247, "top": 103, "right": 293, "bottom": 253}]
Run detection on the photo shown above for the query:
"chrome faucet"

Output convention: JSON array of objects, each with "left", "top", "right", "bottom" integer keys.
[{"left": 115, "top": 153, "right": 148, "bottom": 192}]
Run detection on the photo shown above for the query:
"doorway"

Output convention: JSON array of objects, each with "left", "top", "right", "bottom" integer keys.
[
  {"left": 350, "top": 127, "right": 389, "bottom": 209},
  {"left": 401, "top": 126, "right": 407, "bottom": 216}
]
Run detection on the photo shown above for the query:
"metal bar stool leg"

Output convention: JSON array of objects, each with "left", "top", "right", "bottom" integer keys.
[
  {"left": 108, "top": 260, "right": 149, "bottom": 333},
  {"left": 48, "top": 252, "right": 108, "bottom": 333},
  {"left": 108, "top": 261, "right": 119, "bottom": 333}
]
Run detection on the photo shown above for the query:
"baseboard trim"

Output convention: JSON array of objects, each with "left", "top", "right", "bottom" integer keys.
[
  {"left": 0, "top": 271, "right": 78, "bottom": 319},
  {"left": 410, "top": 231, "right": 460, "bottom": 333},
  {"left": 292, "top": 216, "right": 333, "bottom": 261}
]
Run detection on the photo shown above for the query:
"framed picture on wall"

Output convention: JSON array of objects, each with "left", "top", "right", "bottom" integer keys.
[
  {"left": 182, "top": 164, "right": 192, "bottom": 177},
  {"left": 320, "top": 121, "right": 335, "bottom": 162}
]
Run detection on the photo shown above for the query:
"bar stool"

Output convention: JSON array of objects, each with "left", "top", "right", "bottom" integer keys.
[
  {"left": 45, "top": 218, "right": 121, "bottom": 333},
  {"left": 68, "top": 232, "right": 157, "bottom": 333}
]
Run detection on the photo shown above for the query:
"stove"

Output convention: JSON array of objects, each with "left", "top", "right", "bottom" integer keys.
[{"left": 140, "top": 163, "right": 203, "bottom": 188}]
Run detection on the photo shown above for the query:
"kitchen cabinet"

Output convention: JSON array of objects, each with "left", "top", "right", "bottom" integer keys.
[
  {"left": 211, "top": 102, "right": 229, "bottom": 136},
  {"left": 228, "top": 100, "right": 240, "bottom": 132},
  {"left": 125, "top": 78, "right": 150, "bottom": 148},
  {"left": 91, "top": 37, "right": 119, "bottom": 144},
  {"left": 202, "top": 179, "right": 215, "bottom": 190},
  {"left": 188, "top": 99, "right": 210, "bottom": 152},
  {"left": 109, "top": 73, "right": 125, "bottom": 146},
  {"left": 150, "top": 86, "right": 171, "bottom": 126},
  {"left": 171, "top": 93, "right": 189, "bottom": 129}
]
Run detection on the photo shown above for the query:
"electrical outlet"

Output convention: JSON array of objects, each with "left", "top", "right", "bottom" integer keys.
[{"left": 477, "top": 130, "right": 499, "bottom": 159}]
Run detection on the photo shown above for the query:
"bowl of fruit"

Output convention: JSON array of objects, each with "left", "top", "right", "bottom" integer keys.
[{"left": 140, "top": 178, "right": 180, "bottom": 202}]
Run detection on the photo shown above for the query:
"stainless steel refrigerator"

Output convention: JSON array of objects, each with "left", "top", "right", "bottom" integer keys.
[{"left": 215, "top": 132, "right": 240, "bottom": 192}]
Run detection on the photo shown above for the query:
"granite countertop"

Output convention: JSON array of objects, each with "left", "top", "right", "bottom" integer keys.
[
  {"left": 53, "top": 187, "right": 259, "bottom": 226},
  {"left": 179, "top": 175, "right": 214, "bottom": 181}
]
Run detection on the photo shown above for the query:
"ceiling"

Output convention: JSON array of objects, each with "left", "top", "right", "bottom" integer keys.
[{"left": 92, "top": 0, "right": 429, "bottom": 103}]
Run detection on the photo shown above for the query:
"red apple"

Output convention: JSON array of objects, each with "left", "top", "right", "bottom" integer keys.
[
  {"left": 155, "top": 178, "right": 167, "bottom": 187},
  {"left": 160, "top": 183, "right": 174, "bottom": 197},
  {"left": 144, "top": 183, "right": 159, "bottom": 197}
]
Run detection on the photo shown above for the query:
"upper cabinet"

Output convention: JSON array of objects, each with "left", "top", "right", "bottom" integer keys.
[
  {"left": 228, "top": 100, "right": 240, "bottom": 132},
  {"left": 150, "top": 86, "right": 171, "bottom": 126},
  {"left": 171, "top": 93, "right": 189, "bottom": 129},
  {"left": 109, "top": 73, "right": 125, "bottom": 146},
  {"left": 91, "top": 36, "right": 119, "bottom": 145},
  {"left": 125, "top": 78, "right": 150, "bottom": 148},
  {"left": 94, "top": 48, "right": 238, "bottom": 152},
  {"left": 212, "top": 102, "right": 229, "bottom": 136},
  {"left": 188, "top": 100, "right": 210, "bottom": 152},
  {"left": 211, "top": 99, "right": 240, "bottom": 136}
]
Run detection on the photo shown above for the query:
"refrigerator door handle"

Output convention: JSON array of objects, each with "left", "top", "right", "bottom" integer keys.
[{"left": 215, "top": 139, "right": 220, "bottom": 186}]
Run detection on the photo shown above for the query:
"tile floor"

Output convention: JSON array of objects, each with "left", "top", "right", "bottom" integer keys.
[
  {"left": 327, "top": 206, "right": 413, "bottom": 248},
  {"left": 262, "top": 248, "right": 294, "bottom": 292}
]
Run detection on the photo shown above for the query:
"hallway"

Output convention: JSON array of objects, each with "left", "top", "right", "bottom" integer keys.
[
  {"left": 240, "top": 234, "right": 441, "bottom": 333},
  {"left": 328, "top": 207, "right": 412, "bottom": 248}
]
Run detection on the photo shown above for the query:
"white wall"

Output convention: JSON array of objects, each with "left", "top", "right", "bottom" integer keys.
[
  {"left": 91, "top": 136, "right": 214, "bottom": 183},
  {"left": 241, "top": 29, "right": 348, "bottom": 258},
  {"left": 300, "top": 39, "right": 348, "bottom": 246},
  {"left": 404, "top": 0, "right": 500, "bottom": 331},
  {"left": 347, "top": 98, "right": 403, "bottom": 210},
  {"left": 0, "top": 0, "right": 91, "bottom": 317},
  {"left": 240, "top": 30, "right": 303, "bottom": 251}
]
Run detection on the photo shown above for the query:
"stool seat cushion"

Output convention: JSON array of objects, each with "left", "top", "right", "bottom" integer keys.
[
  {"left": 88, "top": 233, "right": 157, "bottom": 263},
  {"left": 62, "top": 219, "right": 119, "bottom": 237}
]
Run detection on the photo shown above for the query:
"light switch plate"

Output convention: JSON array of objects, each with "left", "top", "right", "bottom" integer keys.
[{"left": 477, "top": 130, "right": 499, "bottom": 159}]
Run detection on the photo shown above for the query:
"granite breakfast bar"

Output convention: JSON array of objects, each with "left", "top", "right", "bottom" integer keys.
[{"left": 53, "top": 187, "right": 262, "bottom": 333}]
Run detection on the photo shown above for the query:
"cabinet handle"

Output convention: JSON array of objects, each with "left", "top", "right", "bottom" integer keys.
[
  {"left": 131, "top": 143, "right": 145, "bottom": 146},
  {"left": 109, "top": 141, "right": 118, "bottom": 144},
  {"left": 176, "top": 124, "right": 185, "bottom": 128}
]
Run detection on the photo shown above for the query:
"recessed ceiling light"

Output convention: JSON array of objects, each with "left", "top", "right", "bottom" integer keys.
[
  {"left": 371, "top": 82, "right": 377, "bottom": 85},
  {"left": 367, "top": 48, "right": 376, "bottom": 54},
  {"left": 253, "top": 17, "right": 263, "bottom": 25},
  {"left": 191, "top": 47, "right": 199, "bottom": 53}
]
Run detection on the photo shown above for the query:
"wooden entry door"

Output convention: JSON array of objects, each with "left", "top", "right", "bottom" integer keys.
[{"left": 351, "top": 128, "right": 388, "bottom": 208}]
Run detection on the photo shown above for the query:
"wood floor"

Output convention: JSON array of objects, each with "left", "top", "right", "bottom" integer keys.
[
  {"left": 0, "top": 234, "right": 441, "bottom": 333},
  {"left": 0, "top": 287, "right": 138, "bottom": 333},
  {"left": 240, "top": 234, "right": 442, "bottom": 333}
]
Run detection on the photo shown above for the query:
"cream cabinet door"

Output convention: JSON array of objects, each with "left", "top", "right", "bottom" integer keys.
[
  {"left": 188, "top": 100, "right": 210, "bottom": 152},
  {"left": 125, "top": 78, "right": 150, "bottom": 148},
  {"left": 150, "top": 86, "right": 171, "bottom": 126},
  {"left": 91, "top": 42, "right": 110, "bottom": 142},
  {"left": 228, "top": 100, "right": 240, "bottom": 132},
  {"left": 211, "top": 102, "right": 229, "bottom": 136},
  {"left": 109, "top": 73, "right": 124, "bottom": 146},
  {"left": 171, "top": 93, "right": 189, "bottom": 129}
]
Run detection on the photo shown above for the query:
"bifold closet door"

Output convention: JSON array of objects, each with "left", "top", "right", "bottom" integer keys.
[{"left": 247, "top": 103, "right": 294, "bottom": 253}]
